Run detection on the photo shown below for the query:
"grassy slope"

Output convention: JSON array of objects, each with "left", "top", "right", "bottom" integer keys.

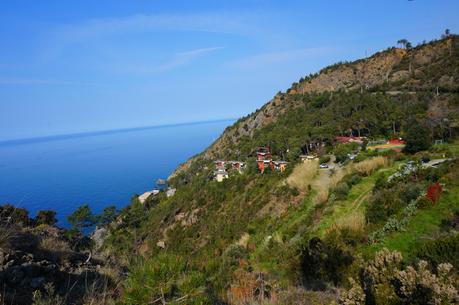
[
  {"left": 370, "top": 185, "right": 458, "bottom": 256},
  {"left": 367, "top": 155, "right": 459, "bottom": 257}
]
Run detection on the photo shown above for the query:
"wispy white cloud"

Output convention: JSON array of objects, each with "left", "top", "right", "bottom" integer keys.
[
  {"left": 43, "top": 13, "right": 258, "bottom": 59},
  {"left": 100, "top": 46, "right": 224, "bottom": 75},
  {"left": 57, "top": 13, "right": 254, "bottom": 36},
  {"left": 226, "top": 47, "right": 335, "bottom": 69},
  {"left": 157, "top": 47, "right": 224, "bottom": 71}
]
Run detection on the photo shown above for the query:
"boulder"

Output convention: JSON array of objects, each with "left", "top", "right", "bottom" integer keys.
[
  {"left": 156, "top": 240, "right": 166, "bottom": 249},
  {"left": 91, "top": 226, "right": 108, "bottom": 250}
]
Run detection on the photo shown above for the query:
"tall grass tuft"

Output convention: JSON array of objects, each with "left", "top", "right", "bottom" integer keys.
[
  {"left": 353, "top": 156, "right": 389, "bottom": 176},
  {"left": 334, "top": 212, "right": 366, "bottom": 234},
  {"left": 314, "top": 189, "right": 329, "bottom": 205},
  {"left": 287, "top": 160, "right": 319, "bottom": 192}
]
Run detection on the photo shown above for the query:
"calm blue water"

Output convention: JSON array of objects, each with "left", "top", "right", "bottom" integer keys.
[{"left": 0, "top": 120, "right": 232, "bottom": 226}]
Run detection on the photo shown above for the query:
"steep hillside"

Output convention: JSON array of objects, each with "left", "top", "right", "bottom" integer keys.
[
  {"left": 103, "top": 36, "right": 459, "bottom": 305},
  {"left": 171, "top": 36, "right": 459, "bottom": 178}
]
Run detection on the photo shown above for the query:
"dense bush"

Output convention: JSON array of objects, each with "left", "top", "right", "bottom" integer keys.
[
  {"left": 403, "top": 119, "right": 432, "bottom": 153},
  {"left": 340, "top": 248, "right": 459, "bottom": 305},
  {"left": 319, "top": 155, "right": 331, "bottom": 164},
  {"left": 35, "top": 210, "right": 57, "bottom": 226},
  {"left": 0, "top": 204, "right": 29, "bottom": 225},
  {"left": 366, "top": 182, "right": 422, "bottom": 224},
  {"left": 331, "top": 182, "right": 351, "bottom": 201},
  {"left": 215, "top": 244, "right": 248, "bottom": 291},
  {"left": 300, "top": 237, "right": 353, "bottom": 287},
  {"left": 334, "top": 143, "right": 359, "bottom": 163},
  {"left": 415, "top": 234, "right": 459, "bottom": 269}
]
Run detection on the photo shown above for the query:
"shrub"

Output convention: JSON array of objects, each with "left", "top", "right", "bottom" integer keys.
[
  {"left": 67, "top": 204, "right": 95, "bottom": 232},
  {"left": 348, "top": 174, "right": 362, "bottom": 185},
  {"left": 340, "top": 248, "right": 459, "bottom": 305},
  {"left": 366, "top": 182, "right": 421, "bottom": 225},
  {"left": 416, "top": 196, "right": 432, "bottom": 209},
  {"left": 220, "top": 244, "right": 248, "bottom": 273},
  {"left": 332, "top": 182, "right": 351, "bottom": 200},
  {"left": 124, "top": 253, "right": 186, "bottom": 305},
  {"left": 415, "top": 234, "right": 459, "bottom": 269},
  {"left": 334, "top": 143, "right": 359, "bottom": 163},
  {"left": 426, "top": 182, "right": 443, "bottom": 204},
  {"left": 300, "top": 237, "right": 354, "bottom": 287},
  {"left": 97, "top": 205, "right": 118, "bottom": 226},
  {"left": 0, "top": 204, "right": 29, "bottom": 225},
  {"left": 35, "top": 210, "right": 57, "bottom": 226},
  {"left": 403, "top": 119, "right": 432, "bottom": 154},
  {"left": 319, "top": 155, "right": 331, "bottom": 164}
]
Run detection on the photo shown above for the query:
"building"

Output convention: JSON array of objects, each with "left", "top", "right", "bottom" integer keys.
[
  {"left": 214, "top": 160, "right": 226, "bottom": 170},
  {"left": 214, "top": 169, "right": 229, "bottom": 182},
  {"left": 230, "top": 161, "right": 246, "bottom": 173},
  {"left": 138, "top": 189, "right": 160, "bottom": 204},
  {"left": 166, "top": 188, "right": 177, "bottom": 197},
  {"left": 299, "top": 155, "right": 318, "bottom": 162},
  {"left": 257, "top": 159, "right": 272, "bottom": 173},
  {"left": 273, "top": 161, "right": 288, "bottom": 172},
  {"left": 256, "top": 147, "right": 272, "bottom": 160},
  {"left": 138, "top": 191, "right": 153, "bottom": 204}
]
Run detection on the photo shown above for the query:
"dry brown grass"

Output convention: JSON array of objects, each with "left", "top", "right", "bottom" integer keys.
[
  {"left": 329, "top": 166, "right": 352, "bottom": 188},
  {"left": 314, "top": 189, "right": 329, "bottom": 205},
  {"left": 236, "top": 233, "right": 250, "bottom": 248},
  {"left": 39, "top": 236, "right": 71, "bottom": 252},
  {"left": 82, "top": 279, "right": 117, "bottom": 305},
  {"left": 0, "top": 227, "right": 14, "bottom": 249},
  {"left": 227, "top": 268, "right": 278, "bottom": 305},
  {"left": 286, "top": 160, "right": 319, "bottom": 192},
  {"left": 353, "top": 156, "right": 389, "bottom": 176},
  {"left": 329, "top": 211, "right": 366, "bottom": 235}
]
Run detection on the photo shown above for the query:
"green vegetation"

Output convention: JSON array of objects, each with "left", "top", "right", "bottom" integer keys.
[
  {"left": 35, "top": 210, "right": 57, "bottom": 226},
  {"left": 404, "top": 118, "right": 432, "bottom": 153},
  {"left": 67, "top": 204, "right": 95, "bottom": 232},
  {"left": 99, "top": 36, "right": 459, "bottom": 305}
]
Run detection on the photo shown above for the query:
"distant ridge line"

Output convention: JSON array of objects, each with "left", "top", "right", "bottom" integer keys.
[{"left": 0, "top": 118, "right": 236, "bottom": 146}]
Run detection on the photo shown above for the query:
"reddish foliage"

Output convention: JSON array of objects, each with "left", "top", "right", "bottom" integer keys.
[{"left": 426, "top": 182, "right": 442, "bottom": 204}]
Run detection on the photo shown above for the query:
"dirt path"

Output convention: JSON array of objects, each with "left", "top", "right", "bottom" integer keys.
[{"left": 311, "top": 157, "right": 346, "bottom": 203}]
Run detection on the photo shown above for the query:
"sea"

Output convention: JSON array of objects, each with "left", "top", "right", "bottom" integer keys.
[{"left": 0, "top": 120, "right": 233, "bottom": 226}]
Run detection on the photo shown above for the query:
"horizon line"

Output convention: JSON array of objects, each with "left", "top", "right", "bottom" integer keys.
[{"left": 0, "top": 118, "right": 237, "bottom": 146}]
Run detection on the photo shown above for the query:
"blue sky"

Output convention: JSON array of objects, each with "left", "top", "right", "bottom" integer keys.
[{"left": 1, "top": 0, "right": 458, "bottom": 140}]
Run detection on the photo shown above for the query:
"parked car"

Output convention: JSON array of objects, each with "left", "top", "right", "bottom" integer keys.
[{"left": 319, "top": 163, "right": 329, "bottom": 169}]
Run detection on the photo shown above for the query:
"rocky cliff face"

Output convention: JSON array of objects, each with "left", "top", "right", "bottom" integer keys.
[
  {"left": 170, "top": 37, "right": 459, "bottom": 178},
  {"left": 0, "top": 221, "right": 119, "bottom": 304}
]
